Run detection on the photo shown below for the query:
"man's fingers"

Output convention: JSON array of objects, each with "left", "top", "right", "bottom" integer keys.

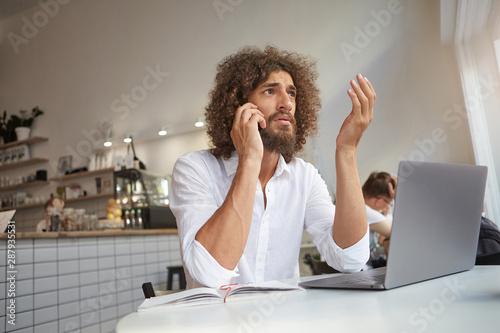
[
  {"left": 363, "top": 77, "right": 376, "bottom": 100},
  {"left": 349, "top": 80, "right": 365, "bottom": 118},
  {"left": 249, "top": 113, "right": 266, "bottom": 129},
  {"left": 353, "top": 75, "right": 370, "bottom": 109},
  {"left": 234, "top": 103, "right": 260, "bottom": 125},
  {"left": 349, "top": 74, "right": 376, "bottom": 125},
  {"left": 240, "top": 108, "right": 264, "bottom": 125},
  {"left": 357, "top": 74, "right": 376, "bottom": 111},
  {"left": 232, "top": 103, "right": 266, "bottom": 140},
  {"left": 347, "top": 88, "right": 361, "bottom": 112}
]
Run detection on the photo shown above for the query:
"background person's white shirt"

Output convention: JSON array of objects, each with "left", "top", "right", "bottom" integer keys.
[
  {"left": 366, "top": 205, "right": 386, "bottom": 251},
  {"left": 170, "top": 150, "right": 369, "bottom": 288}
]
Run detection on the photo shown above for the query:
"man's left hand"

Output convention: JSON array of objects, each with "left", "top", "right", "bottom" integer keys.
[{"left": 336, "top": 73, "right": 376, "bottom": 152}]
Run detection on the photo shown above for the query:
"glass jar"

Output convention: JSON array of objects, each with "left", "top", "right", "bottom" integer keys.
[
  {"left": 75, "top": 208, "right": 86, "bottom": 231},
  {"left": 62, "top": 208, "right": 75, "bottom": 231},
  {"left": 89, "top": 211, "right": 99, "bottom": 230}
]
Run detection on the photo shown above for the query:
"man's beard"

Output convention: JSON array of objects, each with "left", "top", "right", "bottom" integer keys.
[{"left": 260, "top": 111, "right": 297, "bottom": 162}]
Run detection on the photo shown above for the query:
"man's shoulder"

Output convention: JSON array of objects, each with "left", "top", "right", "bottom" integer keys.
[
  {"left": 173, "top": 150, "right": 217, "bottom": 172},
  {"left": 177, "top": 150, "right": 217, "bottom": 163}
]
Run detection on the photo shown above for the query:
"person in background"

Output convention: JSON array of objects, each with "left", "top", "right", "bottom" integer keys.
[
  {"left": 170, "top": 45, "right": 376, "bottom": 288},
  {"left": 36, "top": 197, "right": 65, "bottom": 232},
  {"left": 362, "top": 171, "right": 397, "bottom": 268}
]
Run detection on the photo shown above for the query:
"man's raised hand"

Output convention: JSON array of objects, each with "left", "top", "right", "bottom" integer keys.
[{"left": 336, "top": 74, "right": 376, "bottom": 152}]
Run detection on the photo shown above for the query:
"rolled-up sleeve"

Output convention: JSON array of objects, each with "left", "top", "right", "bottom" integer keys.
[
  {"left": 189, "top": 240, "right": 239, "bottom": 287},
  {"left": 170, "top": 152, "right": 239, "bottom": 288},
  {"left": 311, "top": 224, "right": 369, "bottom": 272},
  {"left": 304, "top": 168, "right": 370, "bottom": 272}
]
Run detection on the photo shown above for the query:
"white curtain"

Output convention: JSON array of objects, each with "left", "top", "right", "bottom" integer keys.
[{"left": 454, "top": 0, "right": 500, "bottom": 223}]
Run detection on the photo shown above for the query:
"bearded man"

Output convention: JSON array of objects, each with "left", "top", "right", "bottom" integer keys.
[{"left": 170, "top": 46, "right": 376, "bottom": 288}]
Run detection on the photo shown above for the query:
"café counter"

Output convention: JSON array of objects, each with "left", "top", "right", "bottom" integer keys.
[
  {"left": 0, "top": 228, "right": 178, "bottom": 239},
  {"left": 1, "top": 229, "right": 182, "bottom": 332}
]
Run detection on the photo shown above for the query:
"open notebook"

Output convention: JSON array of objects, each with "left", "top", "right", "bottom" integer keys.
[
  {"left": 300, "top": 161, "right": 488, "bottom": 290},
  {"left": 138, "top": 280, "right": 304, "bottom": 310}
]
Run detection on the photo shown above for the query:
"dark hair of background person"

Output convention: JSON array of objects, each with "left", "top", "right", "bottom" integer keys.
[{"left": 362, "top": 172, "right": 395, "bottom": 199}]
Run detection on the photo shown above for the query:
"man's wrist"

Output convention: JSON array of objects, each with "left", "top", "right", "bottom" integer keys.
[
  {"left": 236, "top": 155, "right": 261, "bottom": 178},
  {"left": 335, "top": 145, "right": 357, "bottom": 156},
  {"left": 335, "top": 147, "right": 357, "bottom": 166}
]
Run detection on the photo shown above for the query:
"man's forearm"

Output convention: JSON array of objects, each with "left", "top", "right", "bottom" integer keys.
[
  {"left": 195, "top": 158, "right": 260, "bottom": 270},
  {"left": 332, "top": 148, "right": 367, "bottom": 248}
]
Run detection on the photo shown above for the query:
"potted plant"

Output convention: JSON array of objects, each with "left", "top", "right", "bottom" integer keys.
[
  {"left": 2, "top": 106, "right": 44, "bottom": 142},
  {"left": 0, "top": 111, "right": 8, "bottom": 144}
]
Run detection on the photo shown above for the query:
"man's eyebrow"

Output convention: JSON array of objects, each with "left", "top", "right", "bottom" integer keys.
[{"left": 262, "top": 82, "right": 297, "bottom": 90}]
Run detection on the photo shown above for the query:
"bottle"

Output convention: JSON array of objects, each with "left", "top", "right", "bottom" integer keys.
[
  {"left": 136, "top": 208, "right": 143, "bottom": 229},
  {"left": 130, "top": 209, "right": 136, "bottom": 229},
  {"left": 124, "top": 210, "right": 131, "bottom": 229},
  {"left": 50, "top": 207, "right": 60, "bottom": 231}
]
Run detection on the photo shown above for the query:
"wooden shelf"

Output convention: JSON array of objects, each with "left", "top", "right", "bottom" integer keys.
[
  {"left": 65, "top": 192, "right": 114, "bottom": 203},
  {"left": 49, "top": 168, "right": 114, "bottom": 182},
  {"left": 0, "top": 180, "right": 48, "bottom": 192},
  {"left": 0, "top": 192, "right": 114, "bottom": 212},
  {"left": 0, "top": 136, "right": 48, "bottom": 149},
  {"left": 0, "top": 201, "right": 44, "bottom": 212},
  {"left": 0, "top": 157, "right": 49, "bottom": 172}
]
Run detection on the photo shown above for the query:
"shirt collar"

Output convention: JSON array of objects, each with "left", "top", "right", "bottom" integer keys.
[{"left": 222, "top": 151, "right": 292, "bottom": 179}]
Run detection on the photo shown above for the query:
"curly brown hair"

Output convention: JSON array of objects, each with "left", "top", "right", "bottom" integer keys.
[{"left": 205, "top": 45, "right": 321, "bottom": 162}]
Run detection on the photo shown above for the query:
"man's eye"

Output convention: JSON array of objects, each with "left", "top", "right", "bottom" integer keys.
[
  {"left": 288, "top": 91, "right": 296, "bottom": 97},
  {"left": 264, "top": 89, "right": 273, "bottom": 94}
]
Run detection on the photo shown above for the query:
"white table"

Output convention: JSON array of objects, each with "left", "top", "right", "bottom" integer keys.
[{"left": 116, "top": 266, "right": 500, "bottom": 333}]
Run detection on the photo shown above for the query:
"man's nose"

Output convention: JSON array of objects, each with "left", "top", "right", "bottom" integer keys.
[{"left": 277, "top": 91, "right": 293, "bottom": 112}]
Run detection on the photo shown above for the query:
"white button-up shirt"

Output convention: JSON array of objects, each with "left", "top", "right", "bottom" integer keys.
[{"left": 170, "top": 150, "right": 369, "bottom": 288}]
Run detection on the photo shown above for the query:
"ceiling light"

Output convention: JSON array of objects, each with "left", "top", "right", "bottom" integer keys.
[
  {"left": 103, "top": 120, "right": 113, "bottom": 147},
  {"left": 123, "top": 135, "right": 132, "bottom": 143},
  {"left": 194, "top": 117, "right": 204, "bottom": 128},
  {"left": 158, "top": 126, "right": 167, "bottom": 136}
]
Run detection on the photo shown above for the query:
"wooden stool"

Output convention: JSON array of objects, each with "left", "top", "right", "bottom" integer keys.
[{"left": 166, "top": 265, "right": 186, "bottom": 290}]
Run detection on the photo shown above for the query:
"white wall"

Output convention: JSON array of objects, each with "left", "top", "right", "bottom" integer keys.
[
  {"left": 312, "top": 0, "right": 475, "bottom": 192},
  {"left": 0, "top": 0, "right": 475, "bottom": 199}
]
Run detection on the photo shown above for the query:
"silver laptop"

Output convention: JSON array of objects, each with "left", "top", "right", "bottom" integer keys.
[{"left": 300, "top": 161, "right": 488, "bottom": 290}]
